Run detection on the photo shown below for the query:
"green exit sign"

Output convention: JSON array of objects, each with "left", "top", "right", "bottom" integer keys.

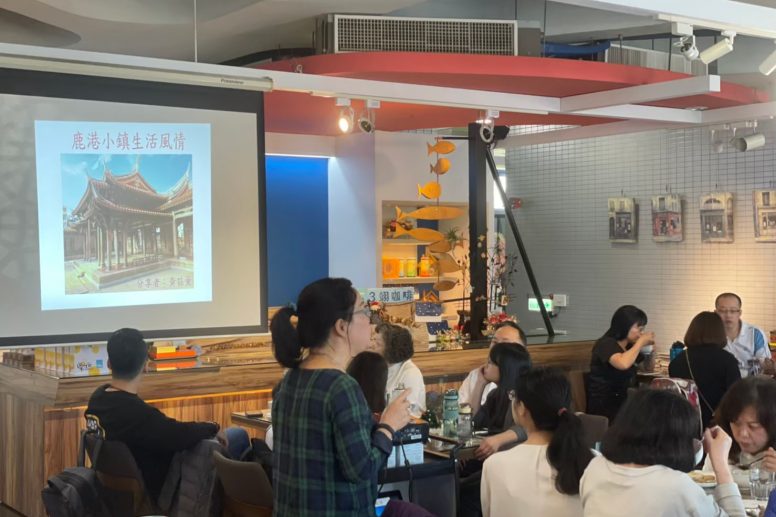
[{"left": 528, "top": 297, "right": 554, "bottom": 312}]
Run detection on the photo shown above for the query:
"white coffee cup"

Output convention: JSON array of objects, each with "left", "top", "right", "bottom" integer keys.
[{"left": 640, "top": 344, "right": 654, "bottom": 354}]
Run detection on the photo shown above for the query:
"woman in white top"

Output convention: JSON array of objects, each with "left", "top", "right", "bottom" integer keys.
[
  {"left": 373, "top": 323, "right": 426, "bottom": 413},
  {"left": 580, "top": 389, "right": 745, "bottom": 517},
  {"left": 481, "top": 367, "right": 594, "bottom": 517}
]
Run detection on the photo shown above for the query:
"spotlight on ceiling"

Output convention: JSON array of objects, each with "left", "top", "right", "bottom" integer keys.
[
  {"left": 759, "top": 42, "right": 776, "bottom": 76},
  {"left": 358, "top": 99, "right": 380, "bottom": 134},
  {"left": 676, "top": 35, "right": 699, "bottom": 61},
  {"left": 699, "top": 31, "right": 736, "bottom": 65},
  {"left": 731, "top": 122, "right": 765, "bottom": 152},
  {"left": 336, "top": 98, "right": 353, "bottom": 134}
]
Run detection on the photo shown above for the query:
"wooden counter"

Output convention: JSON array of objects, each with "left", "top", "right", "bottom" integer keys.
[{"left": 0, "top": 337, "right": 594, "bottom": 516}]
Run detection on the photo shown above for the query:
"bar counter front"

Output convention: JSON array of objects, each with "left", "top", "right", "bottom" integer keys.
[{"left": 0, "top": 335, "right": 594, "bottom": 517}]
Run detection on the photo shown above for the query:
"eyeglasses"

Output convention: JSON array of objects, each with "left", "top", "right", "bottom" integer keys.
[{"left": 716, "top": 309, "right": 741, "bottom": 315}]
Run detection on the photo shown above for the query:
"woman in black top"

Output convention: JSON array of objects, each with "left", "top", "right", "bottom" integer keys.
[
  {"left": 587, "top": 305, "right": 654, "bottom": 421},
  {"left": 669, "top": 311, "right": 741, "bottom": 429}
]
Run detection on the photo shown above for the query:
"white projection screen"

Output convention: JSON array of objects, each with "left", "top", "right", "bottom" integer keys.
[{"left": 0, "top": 67, "right": 267, "bottom": 346}]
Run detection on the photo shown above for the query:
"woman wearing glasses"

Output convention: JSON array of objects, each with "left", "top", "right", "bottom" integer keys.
[
  {"left": 270, "top": 278, "right": 413, "bottom": 516},
  {"left": 587, "top": 305, "right": 654, "bottom": 421}
]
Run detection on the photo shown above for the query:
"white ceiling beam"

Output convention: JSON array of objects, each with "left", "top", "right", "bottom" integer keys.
[
  {"left": 573, "top": 104, "right": 702, "bottom": 123},
  {"left": 700, "top": 101, "right": 776, "bottom": 125},
  {"left": 551, "top": 0, "right": 776, "bottom": 39},
  {"left": 501, "top": 120, "right": 686, "bottom": 148},
  {"left": 561, "top": 75, "right": 720, "bottom": 112}
]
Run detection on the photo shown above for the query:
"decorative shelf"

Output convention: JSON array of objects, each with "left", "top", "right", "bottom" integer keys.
[{"left": 382, "top": 276, "right": 457, "bottom": 285}]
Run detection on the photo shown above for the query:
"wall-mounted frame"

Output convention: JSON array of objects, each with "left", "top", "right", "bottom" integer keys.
[
  {"left": 651, "top": 194, "right": 683, "bottom": 242},
  {"left": 608, "top": 197, "right": 638, "bottom": 243},
  {"left": 753, "top": 189, "right": 776, "bottom": 242},
  {"left": 700, "top": 192, "right": 734, "bottom": 243}
]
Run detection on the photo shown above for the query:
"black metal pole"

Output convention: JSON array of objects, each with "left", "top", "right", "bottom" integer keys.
[
  {"left": 468, "top": 124, "right": 488, "bottom": 341},
  {"left": 484, "top": 146, "right": 555, "bottom": 336}
]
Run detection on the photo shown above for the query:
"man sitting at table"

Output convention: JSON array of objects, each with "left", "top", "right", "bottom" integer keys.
[
  {"left": 458, "top": 321, "right": 526, "bottom": 406},
  {"left": 715, "top": 292, "right": 770, "bottom": 377},
  {"left": 84, "top": 328, "right": 224, "bottom": 504}
]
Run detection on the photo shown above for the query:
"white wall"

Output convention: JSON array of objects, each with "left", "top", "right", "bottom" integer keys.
[
  {"left": 505, "top": 121, "right": 776, "bottom": 349},
  {"left": 328, "top": 133, "right": 378, "bottom": 287}
]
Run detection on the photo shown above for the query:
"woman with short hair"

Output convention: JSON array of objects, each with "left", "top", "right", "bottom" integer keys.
[{"left": 373, "top": 323, "right": 426, "bottom": 413}]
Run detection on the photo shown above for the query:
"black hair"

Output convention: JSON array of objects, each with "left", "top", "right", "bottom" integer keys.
[
  {"left": 716, "top": 376, "right": 776, "bottom": 461},
  {"left": 604, "top": 305, "right": 648, "bottom": 341},
  {"left": 107, "top": 328, "right": 148, "bottom": 381},
  {"left": 494, "top": 320, "right": 527, "bottom": 346},
  {"left": 270, "top": 277, "right": 357, "bottom": 369},
  {"left": 715, "top": 292, "right": 742, "bottom": 308},
  {"left": 515, "top": 367, "right": 593, "bottom": 495},
  {"left": 347, "top": 351, "right": 388, "bottom": 414},
  {"left": 479, "top": 343, "right": 532, "bottom": 431},
  {"left": 376, "top": 323, "right": 414, "bottom": 364},
  {"left": 602, "top": 389, "right": 698, "bottom": 472}
]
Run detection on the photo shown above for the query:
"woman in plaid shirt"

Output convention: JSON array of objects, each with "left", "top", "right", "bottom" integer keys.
[{"left": 270, "top": 278, "right": 413, "bottom": 516}]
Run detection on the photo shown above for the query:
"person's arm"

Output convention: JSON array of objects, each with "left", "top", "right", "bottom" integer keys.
[
  {"left": 754, "top": 329, "right": 770, "bottom": 360},
  {"left": 468, "top": 366, "right": 489, "bottom": 416},
  {"left": 474, "top": 429, "right": 519, "bottom": 461},
  {"left": 132, "top": 402, "right": 219, "bottom": 453},
  {"left": 607, "top": 332, "right": 653, "bottom": 371},
  {"left": 403, "top": 365, "right": 426, "bottom": 412},
  {"left": 703, "top": 426, "right": 746, "bottom": 517},
  {"left": 458, "top": 371, "right": 475, "bottom": 406},
  {"left": 330, "top": 375, "right": 404, "bottom": 483}
]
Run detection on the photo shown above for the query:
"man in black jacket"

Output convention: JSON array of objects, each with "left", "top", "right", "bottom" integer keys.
[{"left": 85, "top": 328, "right": 221, "bottom": 504}]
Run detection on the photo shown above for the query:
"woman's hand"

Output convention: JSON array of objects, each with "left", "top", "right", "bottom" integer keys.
[
  {"left": 379, "top": 388, "right": 413, "bottom": 437},
  {"left": 474, "top": 430, "right": 516, "bottom": 461},
  {"left": 635, "top": 331, "right": 655, "bottom": 349},
  {"left": 704, "top": 426, "right": 734, "bottom": 485},
  {"left": 762, "top": 447, "right": 776, "bottom": 472}
]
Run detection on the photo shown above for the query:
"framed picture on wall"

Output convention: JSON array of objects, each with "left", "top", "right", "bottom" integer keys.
[
  {"left": 754, "top": 189, "right": 776, "bottom": 242},
  {"left": 608, "top": 197, "right": 638, "bottom": 243},
  {"left": 699, "top": 192, "right": 734, "bottom": 243},
  {"left": 651, "top": 194, "right": 683, "bottom": 242}
]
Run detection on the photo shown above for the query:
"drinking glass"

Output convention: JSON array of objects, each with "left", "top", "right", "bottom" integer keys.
[{"left": 749, "top": 467, "right": 776, "bottom": 501}]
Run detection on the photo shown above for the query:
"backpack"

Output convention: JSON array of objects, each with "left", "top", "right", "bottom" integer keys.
[
  {"left": 650, "top": 377, "right": 703, "bottom": 432},
  {"left": 41, "top": 431, "right": 111, "bottom": 517}
]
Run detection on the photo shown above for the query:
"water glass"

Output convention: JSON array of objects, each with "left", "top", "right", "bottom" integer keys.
[{"left": 749, "top": 467, "right": 776, "bottom": 501}]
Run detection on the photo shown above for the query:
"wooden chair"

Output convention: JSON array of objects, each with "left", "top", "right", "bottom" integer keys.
[
  {"left": 83, "top": 432, "right": 159, "bottom": 517},
  {"left": 213, "top": 451, "right": 273, "bottom": 517},
  {"left": 575, "top": 412, "right": 609, "bottom": 450}
]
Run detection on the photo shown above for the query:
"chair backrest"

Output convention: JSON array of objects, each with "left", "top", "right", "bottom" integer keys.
[
  {"left": 83, "top": 432, "right": 157, "bottom": 516},
  {"left": 576, "top": 412, "right": 609, "bottom": 450},
  {"left": 213, "top": 451, "right": 273, "bottom": 516}
]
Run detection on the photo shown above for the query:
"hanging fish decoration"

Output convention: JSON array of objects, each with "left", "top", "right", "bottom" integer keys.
[
  {"left": 418, "top": 181, "right": 442, "bottom": 200},
  {"left": 429, "top": 158, "right": 451, "bottom": 175},
  {"left": 427, "top": 141, "right": 457, "bottom": 155},
  {"left": 433, "top": 279, "right": 458, "bottom": 292},
  {"left": 428, "top": 239, "right": 452, "bottom": 253},
  {"left": 430, "top": 253, "right": 462, "bottom": 273},
  {"left": 396, "top": 206, "right": 465, "bottom": 221},
  {"left": 392, "top": 225, "right": 445, "bottom": 242}
]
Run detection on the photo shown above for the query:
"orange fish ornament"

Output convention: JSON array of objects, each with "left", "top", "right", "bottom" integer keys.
[
  {"left": 427, "top": 141, "right": 457, "bottom": 155},
  {"left": 396, "top": 206, "right": 465, "bottom": 221},
  {"left": 433, "top": 279, "right": 458, "bottom": 292},
  {"left": 418, "top": 181, "right": 442, "bottom": 199},
  {"left": 428, "top": 240, "right": 452, "bottom": 253},
  {"left": 429, "top": 158, "right": 451, "bottom": 175}
]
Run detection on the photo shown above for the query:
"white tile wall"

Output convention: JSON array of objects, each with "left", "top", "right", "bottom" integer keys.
[{"left": 505, "top": 121, "right": 776, "bottom": 350}]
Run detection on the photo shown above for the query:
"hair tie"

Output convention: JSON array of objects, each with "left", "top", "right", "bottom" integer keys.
[
  {"left": 287, "top": 302, "right": 298, "bottom": 315},
  {"left": 557, "top": 407, "right": 568, "bottom": 417}
]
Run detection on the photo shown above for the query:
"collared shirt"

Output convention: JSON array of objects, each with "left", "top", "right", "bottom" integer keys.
[
  {"left": 386, "top": 359, "right": 426, "bottom": 413},
  {"left": 724, "top": 320, "right": 769, "bottom": 377},
  {"left": 272, "top": 368, "right": 392, "bottom": 517}
]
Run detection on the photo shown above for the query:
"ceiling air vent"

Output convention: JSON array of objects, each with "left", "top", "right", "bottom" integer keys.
[{"left": 315, "top": 15, "right": 517, "bottom": 56}]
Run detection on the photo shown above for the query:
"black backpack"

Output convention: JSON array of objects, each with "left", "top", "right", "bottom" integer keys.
[{"left": 41, "top": 431, "right": 111, "bottom": 517}]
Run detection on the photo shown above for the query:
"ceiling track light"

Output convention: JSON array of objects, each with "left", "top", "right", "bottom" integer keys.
[
  {"left": 731, "top": 121, "right": 765, "bottom": 152},
  {"left": 759, "top": 41, "right": 776, "bottom": 76},
  {"left": 358, "top": 99, "right": 380, "bottom": 133},
  {"left": 699, "top": 31, "right": 736, "bottom": 65},
  {"left": 675, "top": 35, "right": 699, "bottom": 61}
]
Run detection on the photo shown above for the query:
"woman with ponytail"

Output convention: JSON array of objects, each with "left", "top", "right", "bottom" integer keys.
[
  {"left": 481, "top": 367, "right": 593, "bottom": 517},
  {"left": 270, "top": 278, "right": 412, "bottom": 516}
]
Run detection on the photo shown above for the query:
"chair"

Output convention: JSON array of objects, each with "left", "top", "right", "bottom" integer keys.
[
  {"left": 576, "top": 412, "right": 609, "bottom": 450},
  {"left": 567, "top": 370, "right": 587, "bottom": 412},
  {"left": 213, "top": 451, "right": 273, "bottom": 517},
  {"left": 83, "top": 432, "right": 159, "bottom": 517}
]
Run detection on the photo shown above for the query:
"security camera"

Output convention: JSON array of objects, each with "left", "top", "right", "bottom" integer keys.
[{"left": 358, "top": 115, "right": 374, "bottom": 134}]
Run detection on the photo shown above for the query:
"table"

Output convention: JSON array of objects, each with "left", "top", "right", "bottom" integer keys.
[{"left": 231, "top": 410, "right": 271, "bottom": 440}]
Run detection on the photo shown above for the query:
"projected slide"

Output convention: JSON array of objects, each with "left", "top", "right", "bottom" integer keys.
[{"left": 35, "top": 121, "right": 213, "bottom": 311}]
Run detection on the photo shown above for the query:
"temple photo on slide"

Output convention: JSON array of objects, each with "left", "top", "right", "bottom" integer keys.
[{"left": 62, "top": 154, "right": 194, "bottom": 294}]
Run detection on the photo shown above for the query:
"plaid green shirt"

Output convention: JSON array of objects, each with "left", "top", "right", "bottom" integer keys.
[{"left": 272, "top": 368, "right": 392, "bottom": 516}]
